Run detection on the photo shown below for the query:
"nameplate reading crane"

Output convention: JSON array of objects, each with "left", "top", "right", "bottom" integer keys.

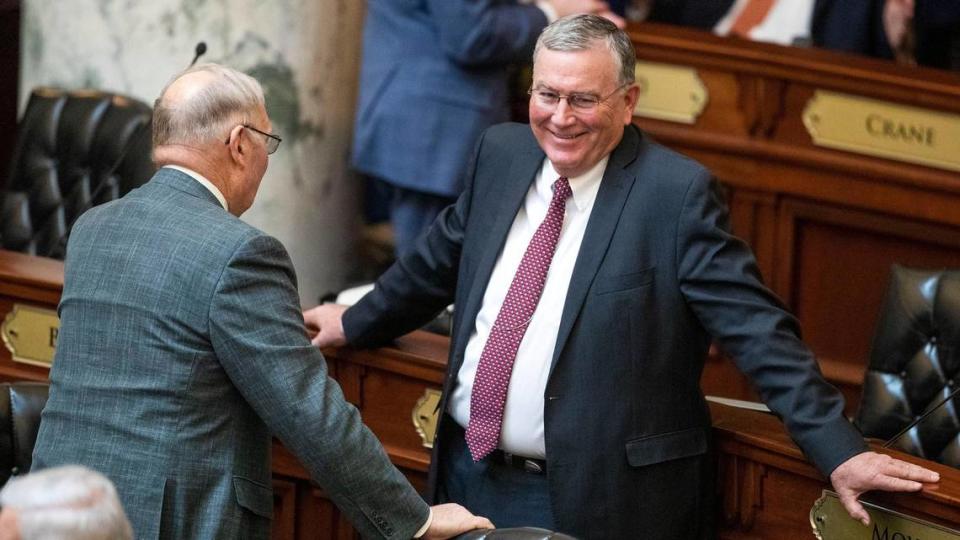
[
  {"left": 811, "top": 490, "right": 960, "bottom": 539},
  {"left": 1, "top": 304, "right": 59, "bottom": 368},
  {"left": 803, "top": 90, "right": 960, "bottom": 173}
]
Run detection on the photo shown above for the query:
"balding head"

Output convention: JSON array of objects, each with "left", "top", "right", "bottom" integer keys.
[
  {"left": 151, "top": 63, "right": 274, "bottom": 216},
  {"left": 153, "top": 63, "right": 265, "bottom": 150}
]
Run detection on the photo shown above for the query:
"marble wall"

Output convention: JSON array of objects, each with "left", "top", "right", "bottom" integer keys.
[{"left": 19, "top": 0, "right": 366, "bottom": 306}]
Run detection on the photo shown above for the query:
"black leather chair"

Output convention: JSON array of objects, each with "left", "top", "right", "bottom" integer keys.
[
  {"left": 855, "top": 265, "right": 960, "bottom": 467},
  {"left": 0, "top": 381, "right": 49, "bottom": 486},
  {"left": 455, "top": 528, "right": 577, "bottom": 540},
  {"left": 2, "top": 88, "right": 154, "bottom": 259}
]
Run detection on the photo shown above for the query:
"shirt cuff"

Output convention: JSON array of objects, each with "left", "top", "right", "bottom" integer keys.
[
  {"left": 536, "top": 1, "right": 559, "bottom": 23},
  {"left": 413, "top": 508, "right": 433, "bottom": 538}
]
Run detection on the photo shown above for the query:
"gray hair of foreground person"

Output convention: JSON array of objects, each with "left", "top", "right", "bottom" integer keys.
[{"left": 0, "top": 465, "right": 133, "bottom": 540}]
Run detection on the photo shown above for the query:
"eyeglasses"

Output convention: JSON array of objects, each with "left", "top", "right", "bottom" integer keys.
[
  {"left": 528, "top": 83, "right": 630, "bottom": 113},
  {"left": 224, "top": 124, "right": 282, "bottom": 155}
]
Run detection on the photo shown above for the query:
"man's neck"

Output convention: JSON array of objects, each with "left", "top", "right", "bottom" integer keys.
[
  {"left": 154, "top": 145, "right": 233, "bottom": 210},
  {"left": 162, "top": 165, "right": 229, "bottom": 212}
]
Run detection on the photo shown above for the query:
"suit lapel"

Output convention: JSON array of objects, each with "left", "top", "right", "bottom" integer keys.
[
  {"left": 450, "top": 147, "right": 543, "bottom": 371},
  {"left": 549, "top": 126, "right": 642, "bottom": 375}
]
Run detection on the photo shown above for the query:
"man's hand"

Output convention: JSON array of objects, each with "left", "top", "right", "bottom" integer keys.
[
  {"left": 548, "top": 0, "right": 626, "bottom": 28},
  {"left": 830, "top": 451, "right": 939, "bottom": 526},
  {"left": 423, "top": 503, "right": 494, "bottom": 540},
  {"left": 302, "top": 304, "right": 348, "bottom": 347}
]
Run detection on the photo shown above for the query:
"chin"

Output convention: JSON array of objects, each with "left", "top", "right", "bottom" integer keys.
[{"left": 546, "top": 155, "right": 585, "bottom": 176}]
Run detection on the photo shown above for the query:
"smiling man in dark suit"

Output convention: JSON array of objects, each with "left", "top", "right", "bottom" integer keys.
[{"left": 306, "top": 15, "right": 938, "bottom": 538}]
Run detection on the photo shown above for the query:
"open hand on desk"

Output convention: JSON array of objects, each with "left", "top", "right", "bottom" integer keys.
[
  {"left": 830, "top": 450, "right": 939, "bottom": 526},
  {"left": 302, "top": 303, "right": 348, "bottom": 348},
  {"left": 424, "top": 503, "right": 495, "bottom": 540}
]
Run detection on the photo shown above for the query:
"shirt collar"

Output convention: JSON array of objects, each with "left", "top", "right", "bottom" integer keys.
[
  {"left": 538, "top": 156, "right": 609, "bottom": 212},
  {"left": 163, "top": 165, "right": 229, "bottom": 212}
]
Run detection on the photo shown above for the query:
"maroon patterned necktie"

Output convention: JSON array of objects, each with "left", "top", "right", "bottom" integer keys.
[{"left": 465, "top": 176, "right": 572, "bottom": 461}]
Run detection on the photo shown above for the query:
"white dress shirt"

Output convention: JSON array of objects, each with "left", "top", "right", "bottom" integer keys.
[
  {"left": 163, "top": 165, "right": 228, "bottom": 212},
  {"left": 448, "top": 155, "right": 608, "bottom": 458}
]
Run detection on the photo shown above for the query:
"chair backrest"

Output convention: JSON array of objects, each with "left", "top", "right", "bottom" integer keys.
[
  {"left": 2, "top": 88, "right": 154, "bottom": 259},
  {"left": 855, "top": 265, "right": 960, "bottom": 467},
  {"left": 0, "top": 381, "right": 49, "bottom": 486}
]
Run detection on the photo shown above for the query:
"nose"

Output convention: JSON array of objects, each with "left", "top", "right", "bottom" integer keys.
[{"left": 550, "top": 98, "right": 577, "bottom": 126}]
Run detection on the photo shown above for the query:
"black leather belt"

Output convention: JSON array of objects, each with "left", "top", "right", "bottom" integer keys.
[{"left": 490, "top": 450, "right": 547, "bottom": 474}]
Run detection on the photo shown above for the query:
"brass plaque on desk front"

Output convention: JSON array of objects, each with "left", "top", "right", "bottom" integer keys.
[
  {"left": 633, "top": 61, "right": 708, "bottom": 124},
  {"left": 412, "top": 388, "right": 442, "bottom": 449},
  {"left": 811, "top": 490, "right": 960, "bottom": 539},
  {"left": 803, "top": 90, "right": 960, "bottom": 172},
  {"left": 1, "top": 304, "right": 59, "bottom": 367}
]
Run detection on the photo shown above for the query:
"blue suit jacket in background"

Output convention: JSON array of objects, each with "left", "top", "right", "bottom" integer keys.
[{"left": 352, "top": 0, "right": 548, "bottom": 198}]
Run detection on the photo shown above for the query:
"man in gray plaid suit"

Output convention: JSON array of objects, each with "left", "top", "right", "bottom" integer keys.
[{"left": 31, "top": 63, "right": 491, "bottom": 540}]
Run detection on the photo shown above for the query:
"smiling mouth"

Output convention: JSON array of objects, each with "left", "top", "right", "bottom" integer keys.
[{"left": 550, "top": 130, "right": 584, "bottom": 140}]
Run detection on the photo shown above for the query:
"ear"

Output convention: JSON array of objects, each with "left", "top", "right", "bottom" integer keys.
[
  {"left": 225, "top": 124, "right": 247, "bottom": 164},
  {"left": 622, "top": 84, "right": 640, "bottom": 125}
]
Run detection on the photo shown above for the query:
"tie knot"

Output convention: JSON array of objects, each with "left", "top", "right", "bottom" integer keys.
[{"left": 552, "top": 176, "right": 572, "bottom": 202}]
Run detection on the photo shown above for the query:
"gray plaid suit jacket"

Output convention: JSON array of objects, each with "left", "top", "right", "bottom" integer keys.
[{"left": 32, "top": 168, "right": 428, "bottom": 539}]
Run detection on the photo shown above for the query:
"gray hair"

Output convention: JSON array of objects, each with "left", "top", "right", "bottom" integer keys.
[
  {"left": 534, "top": 14, "right": 636, "bottom": 86},
  {"left": 152, "top": 62, "right": 265, "bottom": 148},
  {"left": 0, "top": 465, "right": 133, "bottom": 540}
]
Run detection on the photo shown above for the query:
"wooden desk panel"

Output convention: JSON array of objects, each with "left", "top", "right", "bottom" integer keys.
[
  {"left": 0, "top": 249, "right": 63, "bottom": 383},
  {"left": 0, "top": 250, "right": 958, "bottom": 538}
]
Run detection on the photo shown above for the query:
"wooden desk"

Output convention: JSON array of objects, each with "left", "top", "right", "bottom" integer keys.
[{"left": 1, "top": 254, "right": 959, "bottom": 538}]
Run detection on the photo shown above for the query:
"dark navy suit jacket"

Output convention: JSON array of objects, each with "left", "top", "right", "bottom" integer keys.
[
  {"left": 344, "top": 123, "right": 867, "bottom": 538},
  {"left": 352, "top": 0, "right": 548, "bottom": 197}
]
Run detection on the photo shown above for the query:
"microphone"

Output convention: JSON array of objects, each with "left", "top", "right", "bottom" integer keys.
[
  {"left": 882, "top": 383, "right": 960, "bottom": 448},
  {"left": 190, "top": 42, "right": 207, "bottom": 67}
]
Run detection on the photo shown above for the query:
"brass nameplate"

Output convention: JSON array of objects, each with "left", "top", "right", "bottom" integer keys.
[
  {"left": 811, "top": 490, "right": 960, "bottom": 539},
  {"left": 633, "top": 61, "right": 708, "bottom": 124},
  {"left": 412, "top": 388, "right": 442, "bottom": 449},
  {"left": 803, "top": 90, "right": 960, "bottom": 172},
  {"left": 1, "top": 304, "right": 59, "bottom": 368}
]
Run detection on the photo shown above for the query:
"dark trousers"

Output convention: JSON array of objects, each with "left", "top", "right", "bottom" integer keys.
[{"left": 437, "top": 420, "right": 556, "bottom": 530}]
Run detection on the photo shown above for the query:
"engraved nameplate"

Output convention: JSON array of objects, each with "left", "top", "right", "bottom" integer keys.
[
  {"left": 1, "top": 304, "right": 59, "bottom": 368},
  {"left": 803, "top": 90, "right": 960, "bottom": 173},
  {"left": 811, "top": 490, "right": 960, "bottom": 539},
  {"left": 412, "top": 388, "right": 442, "bottom": 449},
  {"left": 633, "top": 61, "right": 708, "bottom": 124}
]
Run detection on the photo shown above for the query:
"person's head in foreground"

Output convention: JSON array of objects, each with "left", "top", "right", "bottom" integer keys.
[{"left": 0, "top": 465, "right": 133, "bottom": 540}]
